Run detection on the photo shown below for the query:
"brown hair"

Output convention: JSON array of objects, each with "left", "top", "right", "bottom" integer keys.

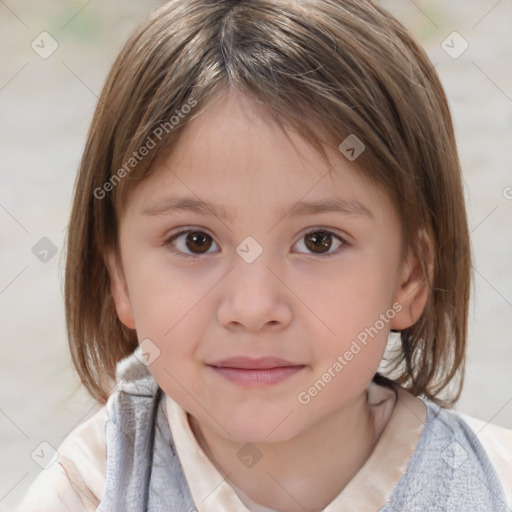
[{"left": 64, "top": 0, "right": 471, "bottom": 405}]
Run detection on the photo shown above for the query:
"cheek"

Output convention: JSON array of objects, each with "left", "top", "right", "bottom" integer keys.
[
  {"left": 301, "top": 295, "right": 391, "bottom": 408},
  {"left": 124, "top": 248, "right": 214, "bottom": 336},
  {"left": 297, "top": 257, "right": 395, "bottom": 338},
  {"left": 128, "top": 265, "right": 214, "bottom": 404},
  {"left": 294, "top": 257, "right": 394, "bottom": 392},
  {"left": 121, "top": 265, "right": 217, "bottom": 400}
]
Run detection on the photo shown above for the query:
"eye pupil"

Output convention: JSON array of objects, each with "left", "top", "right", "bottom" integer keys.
[
  {"left": 186, "top": 232, "right": 212, "bottom": 253},
  {"left": 305, "top": 232, "right": 332, "bottom": 253}
]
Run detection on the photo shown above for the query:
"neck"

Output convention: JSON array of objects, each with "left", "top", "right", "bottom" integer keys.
[{"left": 189, "top": 389, "right": 387, "bottom": 512}]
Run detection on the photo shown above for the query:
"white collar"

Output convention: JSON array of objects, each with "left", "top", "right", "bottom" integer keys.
[{"left": 164, "top": 383, "right": 426, "bottom": 512}]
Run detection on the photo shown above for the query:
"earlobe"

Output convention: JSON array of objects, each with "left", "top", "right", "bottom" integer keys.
[
  {"left": 106, "top": 250, "right": 136, "bottom": 330},
  {"left": 390, "top": 230, "right": 434, "bottom": 331}
]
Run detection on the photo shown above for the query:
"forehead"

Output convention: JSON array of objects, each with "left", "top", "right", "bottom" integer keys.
[{"left": 121, "top": 92, "right": 395, "bottom": 226}]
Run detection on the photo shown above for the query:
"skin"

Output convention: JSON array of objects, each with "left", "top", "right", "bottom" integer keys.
[{"left": 108, "top": 90, "right": 431, "bottom": 511}]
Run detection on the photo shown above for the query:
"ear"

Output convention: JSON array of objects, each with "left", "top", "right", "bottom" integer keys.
[
  {"left": 106, "top": 250, "right": 136, "bottom": 330},
  {"left": 390, "top": 230, "right": 434, "bottom": 330}
]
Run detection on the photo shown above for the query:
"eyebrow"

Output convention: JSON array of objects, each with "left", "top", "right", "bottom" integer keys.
[{"left": 141, "top": 196, "right": 374, "bottom": 222}]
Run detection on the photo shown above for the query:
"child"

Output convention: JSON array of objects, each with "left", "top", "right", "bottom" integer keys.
[{"left": 18, "top": 0, "right": 512, "bottom": 511}]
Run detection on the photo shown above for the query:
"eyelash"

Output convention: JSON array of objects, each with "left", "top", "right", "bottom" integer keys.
[{"left": 163, "top": 228, "right": 348, "bottom": 260}]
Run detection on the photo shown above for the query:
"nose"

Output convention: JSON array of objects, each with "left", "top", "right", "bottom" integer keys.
[{"left": 217, "top": 253, "right": 292, "bottom": 332}]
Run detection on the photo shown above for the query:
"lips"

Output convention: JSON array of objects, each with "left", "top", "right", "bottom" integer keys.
[
  {"left": 208, "top": 356, "right": 302, "bottom": 370},
  {"left": 207, "top": 357, "right": 305, "bottom": 386}
]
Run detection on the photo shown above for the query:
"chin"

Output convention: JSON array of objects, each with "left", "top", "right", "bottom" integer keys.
[{"left": 225, "top": 414, "right": 305, "bottom": 445}]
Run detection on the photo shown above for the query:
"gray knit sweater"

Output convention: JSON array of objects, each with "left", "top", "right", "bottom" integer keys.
[{"left": 96, "top": 354, "right": 509, "bottom": 511}]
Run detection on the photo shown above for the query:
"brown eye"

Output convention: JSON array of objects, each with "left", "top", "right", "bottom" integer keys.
[
  {"left": 294, "top": 230, "right": 345, "bottom": 257},
  {"left": 166, "top": 230, "right": 218, "bottom": 258},
  {"left": 304, "top": 231, "right": 333, "bottom": 253},
  {"left": 184, "top": 232, "right": 212, "bottom": 253}
]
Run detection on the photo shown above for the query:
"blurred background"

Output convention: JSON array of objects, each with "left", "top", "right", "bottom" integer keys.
[{"left": 1, "top": 0, "right": 511, "bottom": 510}]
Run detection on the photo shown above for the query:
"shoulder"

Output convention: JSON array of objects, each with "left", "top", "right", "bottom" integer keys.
[
  {"left": 458, "top": 411, "right": 512, "bottom": 509},
  {"left": 16, "top": 405, "right": 108, "bottom": 512},
  {"left": 382, "top": 394, "right": 512, "bottom": 511},
  {"left": 57, "top": 405, "right": 108, "bottom": 505},
  {"left": 17, "top": 350, "right": 158, "bottom": 512},
  {"left": 417, "top": 400, "right": 512, "bottom": 509}
]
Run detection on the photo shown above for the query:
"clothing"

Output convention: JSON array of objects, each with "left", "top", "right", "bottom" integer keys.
[{"left": 17, "top": 350, "right": 512, "bottom": 511}]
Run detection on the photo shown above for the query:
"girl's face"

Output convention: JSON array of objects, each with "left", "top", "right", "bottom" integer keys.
[{"left": 108, "top": 92, "right": 427, "bottom": 443}]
